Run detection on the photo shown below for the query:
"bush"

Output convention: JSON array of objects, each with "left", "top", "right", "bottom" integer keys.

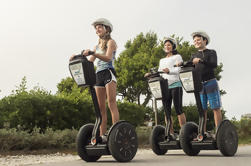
[
  {"left": 0, "top": 92, "right": 96, "bottom": 131},
  {"left": 136, "top": 126, "right": 152, "bottom": 148},
  {"left": 117, "top": 101, "right": 146, "bottom": 126},
  {"left": 0, "top": 126, "right": 151, "bottom": 152},
  {"left": 0, "top": 93, "right": 148, "bottom": 131},
  {"left": 231, "top": 117, "right": 251, "bottom": 144},
  {"left": 0, "top": 127, "right": 78, "bottom": 151},
  {"left": 145, "top": 105, "right": 226, "bottom": 132}
]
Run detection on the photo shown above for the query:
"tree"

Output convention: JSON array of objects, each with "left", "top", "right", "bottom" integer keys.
[
  {"left": 115, "top": 33, "right": 225, "bottom": 106},
  {"left": 12, "top": 76, "right": 28, "bottom": 95},
  {"left": 115, "top": 32, "right": 164, "bottom": 105},
  {"left": 57, "top": 77, "right": 78, "bottom": 94}
]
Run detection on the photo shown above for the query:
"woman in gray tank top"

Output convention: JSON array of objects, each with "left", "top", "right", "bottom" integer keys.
[{"left": 79, "top": 18, "right": 119, "bottom": 142}]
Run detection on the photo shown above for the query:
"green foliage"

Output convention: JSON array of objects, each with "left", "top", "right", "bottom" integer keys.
[
  {"left": 0, "top": 77, "right": 96, "bottom": 130},
  {"left": 115, "top": 32, "right": 224, "bottom": 106},
  {"left": 57, "top": 77, "right": 76, "bottom": 94},
  {"left": 146, "top": 104, "right": 226, "bottom": 131},
  {"left": 0, "top": 91, "right": 96, "bottom": 131},
  {"left": 0, "top": 126, "right": 154, "bottom": 152},
  {"left": 117, "top": 101, "right": 147, "bottom": 126},
  {"left": 136, "top": 126, "right": 152, "bottom": 148},
  {"left": 115, "top": 32, "right": 164, "bottom": 105},
  {"left": 0, "top": 127, "right": 78, "bottom": 151},
  {"left": 231, "top": 117, "right": 251, "bottom": 144},
  {"left": 176, "top": 37, "right": 197, "bottom": 61},
  {"left": 0, "top": 77, "right": 148, "bottom": 130}
]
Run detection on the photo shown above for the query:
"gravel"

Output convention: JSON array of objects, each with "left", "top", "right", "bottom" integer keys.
[
  {"left": 0, "top": 149, "right": 152, "bottom": 166},
  {"left": 0, "top": 153, "right": 80, "bottom": 166}
]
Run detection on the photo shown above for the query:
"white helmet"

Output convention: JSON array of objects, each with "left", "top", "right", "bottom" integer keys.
[
  {"left": 191, "top": 31, "right": 210, "bottom": 45},
  {"left": 163, "top": 37, "right": 177, "bottom": 50},
  {"left": 92, "top": 18, "right": 113, "bottom": 32}
]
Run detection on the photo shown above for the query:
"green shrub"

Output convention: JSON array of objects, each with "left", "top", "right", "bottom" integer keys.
[
  {"left": 231, "top": 117, "right": 251, "bottom": 144},
  {"left": 0, "top": 83, "right": 148, "bottom": 131},
  {"left": 145, "top": 105, "right": 226, "bottom": 132},
  {"left": 0, "top": 92, "right": 96, "bottom": 131},
  {"left": 0, "top": 127, "right": 78, "bottom": 151},
  {"left": 117, "top": 101, "right": 146, "bottom": 126},
  {"left": 0, "top": 127, "right": 151, "bottom": 152},
  {"left": 136, "top": 126, "right": 152, "bottom": 147}
]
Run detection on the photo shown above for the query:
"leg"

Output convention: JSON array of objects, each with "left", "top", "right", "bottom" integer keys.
[
  {"left": 173, "top": 87, "right": 186, "bottom": 128},
  {"left": 207, "top": 79, "right": 222, "bottom": 130},
  {"left": 106, "top": 81, "right": 119, "bottom": 124},
  {"left": 213, "top": 108, "right": 222, "bottom": 128},
  {"left": 95, "top": 87, "right": 107, "bottom": 136},
  {"left": 195, "top": 91, "right": 207, "bottom": 138},
  {"left": 204, "top": 110, "right": 207, "bottom": 132},
  {"left": 163, "top": 88, "right": 173, "bottom": 135},
  {"left": 178, "top": 113, "right": 186, "bottom": 127},
  {"left": 165, "top": 116, "right": 174, "bottom": 134}
]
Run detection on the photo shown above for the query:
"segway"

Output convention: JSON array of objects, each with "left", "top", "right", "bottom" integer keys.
[
  {"left": 69, "top": 51, "right": 138, "bottom": 162},
  {"left": 146, "top": 68, "right": 181, "bottom": 155},
  {"left": 178, "top": 62, "right": 238, "bottom": 156}
]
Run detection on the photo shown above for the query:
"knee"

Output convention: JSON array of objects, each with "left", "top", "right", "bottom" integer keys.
[
  {"left": 176, "top": 109, "right": 183, "bottom": 116},
  {"left": 214, "top": 108, "right": 221, "bottom": 112},
  {"left": 107, "top": 98, "right": 116, "bottom": 108}
]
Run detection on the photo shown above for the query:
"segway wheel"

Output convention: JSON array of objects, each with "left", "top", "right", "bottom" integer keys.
[
  {"left": 108, "top": 122, "right": 138, "bottom": 162},
  {"left": 76, "top": 124, "right": 102, "bottom": 162},
  {"left": 180, "top": 122, "right": 200, "bottom": 156},
  {"left": 150, "top": 125, "right": 167, "bottom": 155},
  {"left": 216, "top": 120, "right": 238, "bottom": 156}
]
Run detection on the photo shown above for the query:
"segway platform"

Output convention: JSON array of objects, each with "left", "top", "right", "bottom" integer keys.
[
  {"left": 159, "top": 140, "right": 181, "bottom": 150},
  {"left": 178, "top": 62, "right": 238, "bottom": 156},
  {"left": 69, "top": 53, "right": 138, "bottom": 162},
  {"left": 146, "top": 69, "right": 182, "bottom": 155}
]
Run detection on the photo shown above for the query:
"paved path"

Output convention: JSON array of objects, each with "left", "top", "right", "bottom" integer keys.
[
  {"left": 1, "top": 145, "right": 250, "bottom": 166},
  {"left": 35, "top": 145, "right": 251, "bottom": 166}
]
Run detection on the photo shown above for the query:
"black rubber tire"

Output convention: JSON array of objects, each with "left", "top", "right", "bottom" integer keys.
[
  {"left": 76, "top": 124, "right": 101, "bottom": 162},
  {"left": 108, "top": 122, "right": 138, "bottom": 162},
  {"left": 180, "top": 122, "right": 200, "bottom": 156},
  {"left": 149, "top": 125, "right": 168, "bottom": 155},
  {"left": 216, "top": 120, "right": 238, "bottom": 156}
]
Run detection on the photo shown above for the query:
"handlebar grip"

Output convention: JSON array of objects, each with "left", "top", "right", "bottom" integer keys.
[
  {"left": 72, "top": 55, "right": 83, "bottom": 59},
  {"left": 81, "top": 50, "right": 95, "bottom": 55},
  {"left": 88, "top": 51, "right": 95, "bottom": 55},
  {"left": 173, "top": 62, "right": 184, "bottom": 67}
]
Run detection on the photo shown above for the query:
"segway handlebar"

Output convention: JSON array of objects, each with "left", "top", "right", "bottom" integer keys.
[
  {"left": 173, "top": 61, "right": 194, "bottom": 68},
  {"left": 71, "top": 50, "right": 95, "bottom": 61},
  {"left": 145, "top": 67, "right": 165, "bottom": 79}
]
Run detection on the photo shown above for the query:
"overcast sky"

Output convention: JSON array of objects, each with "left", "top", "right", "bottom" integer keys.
[{"left": 0, "top": 0, "right": 250, "bottom": 120}]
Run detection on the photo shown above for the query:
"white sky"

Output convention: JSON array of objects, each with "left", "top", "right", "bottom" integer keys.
[{"left": 0, "top": 0, "right": 250, "bottom": 120}]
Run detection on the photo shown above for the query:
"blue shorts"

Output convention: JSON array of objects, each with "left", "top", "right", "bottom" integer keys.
[{"left": 200, "top": 79, "right": 222, "bottom": 110}]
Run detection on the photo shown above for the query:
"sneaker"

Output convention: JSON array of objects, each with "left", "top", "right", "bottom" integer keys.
[
  {"left": 170, "top": 133, "right": 179, "bottom": 140},
  {"left": 101, "top": 135, "right": 107, "bottom": 143},
  {"left": 204, "top": 132, "right": 215, "bottom": 140},
  {"left": 193, "top": 134, "right": 205, "bottom": 141}
]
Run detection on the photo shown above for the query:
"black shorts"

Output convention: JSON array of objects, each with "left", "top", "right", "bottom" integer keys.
[
  {"left": 164, "top": 87, "right": 183, "bottom": 115},
  {"left": 95, "top": 68, "right": 117, "bottom": 87}
]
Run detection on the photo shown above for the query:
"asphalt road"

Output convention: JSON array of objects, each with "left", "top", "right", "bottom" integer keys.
[{"left": 36, "top": 145, "right": 251, "bottom": 166}]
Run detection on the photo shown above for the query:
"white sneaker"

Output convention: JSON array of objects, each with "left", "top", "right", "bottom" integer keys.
[{"left": 101, "top": 135, "right": 107, "bottom": 143}]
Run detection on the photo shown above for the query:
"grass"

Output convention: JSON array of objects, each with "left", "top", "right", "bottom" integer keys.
[
  {"left": 1, "top": 125, "right": 250, "bottom": 155},
  {"left": 239, "top": 136, "right": 251, "bottom": 145},
  {"left": 136, "top": 126, "right": 152, "bottom": 148},
  {"left": 0, "top": 126, "right": 153, "bottom": 155}
]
